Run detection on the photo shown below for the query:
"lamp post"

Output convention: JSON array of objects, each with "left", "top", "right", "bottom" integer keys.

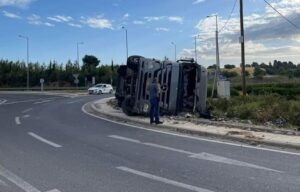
[
  {"left": 122, "top": 26, "right": 129, "bottom": 60},
  {"left": 77, "top": 42, "right": 84, "bottom": 69},
  {"left": 207, "top": 14, "right": 220, "bottom": 98},
  {"left": 194, "top": 35, "right": 201, "bottom": 63},
  {"left": 19, "top": 35, "right": 30, "bottom": 90},
  {"left": 171, "top": 42, "right": 177, "bottom": 61}
]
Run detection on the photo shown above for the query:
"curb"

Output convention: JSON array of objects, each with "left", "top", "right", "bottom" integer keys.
[{"left": 86, "top": 99, "right": 300, "bottom": 150}]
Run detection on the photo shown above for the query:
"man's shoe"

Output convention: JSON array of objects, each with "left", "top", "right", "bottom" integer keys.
[{"left": 155, "top": 121, "right": 163, "bottom": 125}]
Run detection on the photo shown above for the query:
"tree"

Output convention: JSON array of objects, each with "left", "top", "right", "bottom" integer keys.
[
  {"left": 224, "top": 64, "right": 235, "bottom": 69},
  {"left": 82, "top": 55, "right": 100, "bottom": 67},
  {"left": 253, "top": 67, "right": 266, "bottom": 79}
]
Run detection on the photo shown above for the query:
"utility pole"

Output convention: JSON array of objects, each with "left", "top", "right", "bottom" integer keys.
[
  {"left": 207, "top": 15, "right": 220, "bottom": 98},
  {"left": 122, "top": 26, "right": 129, "bottom": 60},
  {"left": 195, "top": 36, "right": 197, "bottom": 63},
  {"left": 171, "top": 42, "right": 177, "bottom": 61},
  {"left": 19, "top": 35, "right": 30, "bottom": 90},
  {"left": 77, "top": 42, "right": 84, "bottom": 69},
  {"left": 240, "top": 0, "right": 246, "bottom": 96}
]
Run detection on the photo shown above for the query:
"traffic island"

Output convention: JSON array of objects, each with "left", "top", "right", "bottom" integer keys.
[{"left": 84, "top": 97, "right": 300, "bottom": 150}]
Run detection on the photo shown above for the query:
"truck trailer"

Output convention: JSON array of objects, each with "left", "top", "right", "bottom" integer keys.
[{"left": 115, "top": 55, "right": 208, "bottom": 116}]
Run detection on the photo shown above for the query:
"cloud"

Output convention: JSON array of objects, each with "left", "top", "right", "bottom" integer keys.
[
  {"left": 144, "top": 16, "right": 164, "bottom": 22},
  {"left": 168, "top": 16, "right": 183, "bottom": 23},
  {"left": 186, "top": 0, "right": 300, "bottom": 65},
  {"left": 81, "top": 16, "right": 113, "bottom": 29},
  {"left": 27, "top": 14, "right": 54, "bottom": 27},
  {"left": 68, "top": 23, "right": 82, "bottom": 28},
  {"left": 122, "top": 13, "right": 129, "bottom": 20},
  {"left": 47, "top": 15, "right": 73, "bottom": 23},
  {"left": 155, "top": 27, "right": 169, "bottom": 32},
  {"left": 0, "top": 0, "right": 35, "bottom": 7},
  {"left": 2, "top": 10, "right": 21, "bottom": 19},
  {"left": 193, "top": 0, "right": 206, "bottom": 4},
  {"left": 133, "top": 20, "right": 145, "bottom": 25}
]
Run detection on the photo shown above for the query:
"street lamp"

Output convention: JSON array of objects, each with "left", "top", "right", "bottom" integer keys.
[
  {"left": 207, "top": 14, "right": 220, "bottom": 98},
  {"left": 77, "top": 42, "right": 84, "bottom": 68},
  {"left": 194, "top": 35, "right": 201, "bottom": 63},
  {"left": 171, "top": 42, "right": 177, "bottom": 61},
  {"left": 19, "top": 35, "right": 30, "bottom": 90},
  {"left": 122, "top": 26, "right": 129, "bottom": 61}
]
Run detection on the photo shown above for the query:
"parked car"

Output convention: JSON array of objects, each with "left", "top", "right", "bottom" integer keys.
[{"left": 88, "top": 84, "right": 113, "bottom": 94}]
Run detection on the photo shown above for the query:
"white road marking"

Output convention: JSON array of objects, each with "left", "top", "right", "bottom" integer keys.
[
  {"left": 15, "top": 117, "right": 21, "bottom": 125},
  {"left": 0, "top": 164, "right": 41, "bottom": 192},
  {"left": 34, "top": 100, "right": 52, "bottom": 105},
  {"left": 0, "top": 178, "right": 8, "bottom": 186},
  {"left": 189, "top": 153, "right": 281, "bottom": 173},
  {"left": 0, "top": 99, "right": 7, "bottom": 105},
  {"left": 82, "top": 103, "right": 300, "bottom": 157},
  {"left": 45, "top": 189, "right": 61, "bottom": 192},
  {"left": 67, "top": 99, "right": 83, "bottom": 104},
  {"left": 3, "top": 97, "right": 57, "bottom": 105},
  {"left": 109, "top": 135, "right": 281, "bottom": 172},
  {"left": 28, "top": 132, "right": 62, "bottom": 148},
  {"left": 117, "top": 166, "right": 214, "bottom": 192},
  {"left": 22, "top": 108, "right": 33, "bottom": 113},
  {"left": 22, "top": 114, "right": 31, "bottom": 118}
]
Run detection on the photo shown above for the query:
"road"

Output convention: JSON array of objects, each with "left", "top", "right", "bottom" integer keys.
[{"left": 0, "top": 93, "right": 300, "bottom": 192}]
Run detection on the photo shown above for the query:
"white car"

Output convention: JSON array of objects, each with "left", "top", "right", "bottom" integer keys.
[{"left": 88, "top": 84, "right": 113, "bottom": 95}]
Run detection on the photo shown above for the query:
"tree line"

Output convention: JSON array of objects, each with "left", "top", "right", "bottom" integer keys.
[{"left": 0, "top": 55, "right": 119, "bottom": 88}]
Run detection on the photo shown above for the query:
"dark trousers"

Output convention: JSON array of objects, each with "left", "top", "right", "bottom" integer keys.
[{"left": 150, "top": 97, "right": 160, "bottom": 123}]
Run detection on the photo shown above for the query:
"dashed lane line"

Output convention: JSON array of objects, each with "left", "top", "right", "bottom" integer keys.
[
  {"left": 109, "top": 135, "right": 281, "bottom": 173},
  {"left": 0, "top": 99, "right": 7, "bottom": 105},
  {"left": 117, "top": 166, "right": 214, "bottom": 192},
  {"left": 22, "top": 108, "right": 33, "bottom": 114},
  {"left": 3, "top": 97, "right": 57, "bottom": 105},
  {"left": 33, "top": 100, "right": 52, "bottom": 105},
  {"left": 28, "top": 132, "right": 62, "bottom": 148},
  {"left": 15, "top": 117, "right": 21, "bottom": 125}
]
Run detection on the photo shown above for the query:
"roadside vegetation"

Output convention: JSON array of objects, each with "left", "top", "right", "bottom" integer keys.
[
  {"left": 207, "top": 60, "right": 300, "bottom": 129},
  {"left": 0, "top": 55, "right": 118, "bottom": 88}
]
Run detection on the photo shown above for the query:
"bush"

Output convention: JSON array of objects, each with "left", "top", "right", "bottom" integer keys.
[{"left": 208, "top": 95, "right": 300, "bottom": 127}]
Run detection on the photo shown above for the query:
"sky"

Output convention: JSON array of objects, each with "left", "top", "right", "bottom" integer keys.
[{"left": 0, "top": 0, "right": 300, "bottom": 67}]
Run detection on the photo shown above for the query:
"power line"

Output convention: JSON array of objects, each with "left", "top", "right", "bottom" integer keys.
[
  {"left": 264, "top": 0, "right": 300, "bottom": 30},
  {"left": 219, "top": 0, "right": 238, "bottom": 33}
]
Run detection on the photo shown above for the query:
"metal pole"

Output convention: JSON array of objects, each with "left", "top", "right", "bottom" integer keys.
[
  {"left": 19, "top": 35, "right": 30, "bottom": 90},
  {"left": 171, "top": 42, "right": 177, "bottom": 61},
  {"left": 77, "top": 42, "right": 84, "bottom": 70},
  {"left": 240, "top": 0, "right": 246, "bottom": 96},
  {"left": 208, "top": 15, "right": 220, "bottom": 98},
  {"left": 122, "top": 26, "right": 129, "bottom": 60},
  {"left": 125, "top": 29, "right": 128, "bottom": 59},
  {"left": 26, "top": 37, "right": 29, "bottom": 91},
  {"left": 195, "top": 36, "right": 197, "bottom": 63}
]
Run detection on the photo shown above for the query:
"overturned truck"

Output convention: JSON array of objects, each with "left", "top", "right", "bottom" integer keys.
[{"left": 115, "top": 55, "right": 208, "bottom": 116}]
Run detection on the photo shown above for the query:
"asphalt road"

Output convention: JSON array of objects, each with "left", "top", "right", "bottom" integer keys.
[{"left": 0, "top": 93, "right": 300, "bottom": 192}]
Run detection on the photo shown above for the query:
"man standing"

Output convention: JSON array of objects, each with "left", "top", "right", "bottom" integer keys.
[{"left": 149, "top": 77, "right": 163, "bottom": 124}]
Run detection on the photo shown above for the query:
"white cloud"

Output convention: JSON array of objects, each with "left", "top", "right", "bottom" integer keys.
[
  {"left": 122, "top": 13, "right": 129, "bottom": 20},
  {"left": 133, "top": 20, "right": 145, "bottom": 25},
  {"left": 27, "top": 14, "right": 54, "bottom": 27},
  {"left": 47, "top": 15, "right": 73, "bottom": 23},
  {"left": 144, "top": 16, "right": 164, "bottom": 22},
  {"left": 155, "top": 27, "right": 169, "bottom": 32},
  {"left": 0, "top": 0, "right": 35, "bottom": 7},
  {"left": 185, "top": 0, "right": 300, "bottom": 65},
  {"left": 68, "top": 23, "right": 82, "bottom": 28},
  {"left": 44, "top": 22, "right": 54, "bottom": 27},
  {"left": 81, "top": 16, "right": 113, "bottom": 29},
  {"left": 193, "top": 0, "right": 206, "bottom": 4},
  {"left": 2, "top": 10, "right": 21, "bottom": 19},
  {"left": 168, "top": 16, "right": 183, "bottom": 23}
]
